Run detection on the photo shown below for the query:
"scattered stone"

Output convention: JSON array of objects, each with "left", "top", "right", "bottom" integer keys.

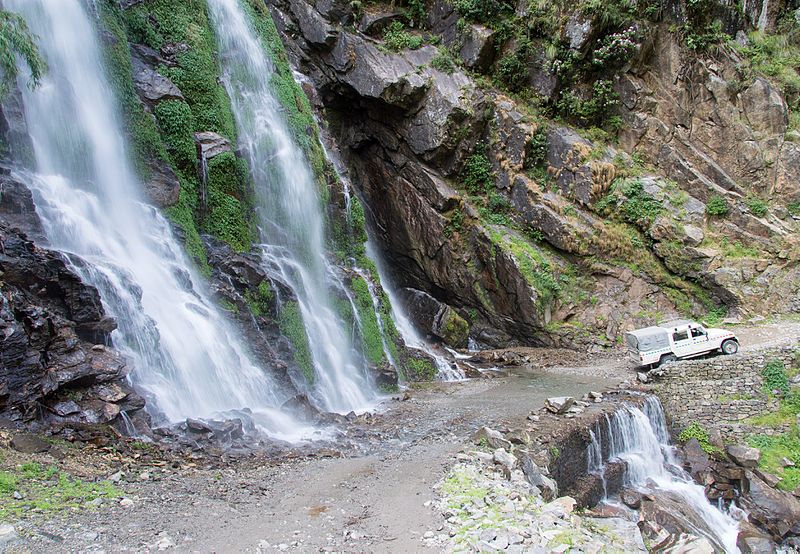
[
  {"left": 10, "top": 434, "right": 51, "bottom": 454},
  {"left": 544, "top": 397, "right": 574, "bottom": 414},
  {"left": 505, "top": 429, "right": 530, "bottom": 445},
  {"left": 637, "top": 372, "right": 649, "bottom": 384},
  {"left": 493, "top": 448, "right": 516, "bottom": 471},
  {"left": 620, "top": 489, "right": 642, "bottom": 509},
  {"left": 471, "top": 426, "right": 512, "bottom": 450},
  {"left": 12, "top": 491, "right": 22, "bottom": 500},
  {"left": 726, "top": 444, "right": 761, "bottom": 468},
  {"left": 139, "top": 472, "right": 151, "bottom": 481},
  {"left": 0, "top": 524, "right": 17, "bottom": 546},
  {"left": 754, "top": 469, "right": 782, "bottom": 488},
  {"left": 781, "top": 457, "right": 795, "bottom": 468},
  {"left": 119, "top": 498, "right": 134, "bottom": 508},
  {"left": 109, "top": 471, "right": 124, "bottom": 483}
]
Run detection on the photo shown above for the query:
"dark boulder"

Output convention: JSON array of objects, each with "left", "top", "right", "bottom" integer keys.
[{"left": 399, "top": 288, "right": 469, "bottom": 348}]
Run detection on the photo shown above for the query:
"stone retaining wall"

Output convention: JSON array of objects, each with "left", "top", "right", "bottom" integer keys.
[{"left": 650, "top": 345, "right": 799, "bottom": 442}]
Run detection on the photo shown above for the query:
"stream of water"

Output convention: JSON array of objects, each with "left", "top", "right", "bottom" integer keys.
[
  {"left": 5, "top": 0, "right": 316, "bottom": 441},
  {"left": 206, "top": 0, "right": 376, "bottom": 413},
  {"left": 588, "top": 396, "right": 740, "bottom": 552}
]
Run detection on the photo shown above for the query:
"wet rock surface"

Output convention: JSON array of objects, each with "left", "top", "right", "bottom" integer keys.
[{"left": 0, "top": 222, "right": 145, "bottom": 431}]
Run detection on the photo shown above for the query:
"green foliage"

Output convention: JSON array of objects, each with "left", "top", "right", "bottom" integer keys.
[
  {"left": 461, "top": 144, "right": 495, "bottom": 194},
  {"left": 0, "top": 10, "right": 47, "bottom": 97},
  {"left": 444, "top": 208, "right": 464, "bottom": 238},
  {"left": 279, "top": 301, "right": 315, "bottom": 384},
  {"left": 788, "top": 201, "right": 800, "bottom": 216},
  {"left": 0, "top": 465, "right": 121, "bottom": 518},
  {"left": 154, "top": 100, "right": 197, "bottom": 171},
  {"left": 453, "top": 0, "right": 514, "bottom": 25},
  {"left": 748, "top": 432, "right": 800, "bottom": 491},
  {"left": 616, "top": 178, "right": 662, "bottom": 228},
  {"left": 745, "top": 195, "right": 768, "bottom": 217},
  {"left": 205, "top": 190, "right": 252, "bottom": 253},
  {"left": 489, "top": 229, "right": 562, "bottom": 307},
  {"left": 556, "top": 80, "right": 620, "bottom": 130},
  {"left": 495, "top": 45, "right": 530, "bottom": 92},
  {"left": 706, "top": 194, "right": 730, "bottom": 216},
  {"left": 763, "top": 359, "right": 789, "bottom": 394},
  {"left": 405, "top": 357, "right": 437, "bottom": 381},
  {"left": 524, "top": 127, "right": 548, "bottom": 169},
  {"left": 351, "top": 276, "right": 387, "bottom": 366},
  {"left": 97, "top": 1, "right": 168, "bottom": 177},
  {"left": 737, "top": 33, "right": 800, "bottom": 117},
  {"left": 244, "top": 280, "right": 273, "bottom": 317},
  {"left": 383, "top": 21, "right": 424, "bottom": 51},
  {"left": 720, "top": 237, "right": 759, "bottom": 259},
  {"left": 431, "top": 46, "right": 457, "bottom": 74},
  {"left": 677, "top": 422, "right": 720, "bottom": 454}
]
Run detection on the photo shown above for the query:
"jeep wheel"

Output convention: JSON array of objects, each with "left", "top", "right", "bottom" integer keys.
[
  {"left": 659, "top": 354, "right": 677, "bottom": 367},
  {"left": 722, "top": 340, "right": 739, "bottom": 355}
]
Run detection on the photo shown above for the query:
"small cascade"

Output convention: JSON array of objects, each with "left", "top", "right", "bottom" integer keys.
[
  {"left": 207, "top": 0, "right": 375, "bottom": 413},
  {"left": 6, "top": 0, "right": 313, "bottom": 441},
  {"left": 366, "top": 242, "right": 466, "bottom": 381},
  {"left": 587, "top": 397, "right": 740, "bottom": 552},
  {"left": 351, "top": 265, "right": 398, "bottom": 370}
]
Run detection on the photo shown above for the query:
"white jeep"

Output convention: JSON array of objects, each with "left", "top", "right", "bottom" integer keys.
[{"left": 625, "top": 320, "right": 739, "bottom": 368}]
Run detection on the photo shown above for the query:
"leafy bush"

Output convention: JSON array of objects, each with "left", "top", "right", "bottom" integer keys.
[
  {"left": 763, "top": 359, "right": 789, "bottom": 394},
  {"left": 556, "top": 80, "right": 620, "bottom": 130},
  {"left": 678, "top": 422, "right": 720, "bottom": 454},
  {"left": 524, "top": 127, "right": 549, "bottom": 169},
  {"left": 745, "top": 195, "right": 769, "bottom": 217},
  {"left": 495, "top": 46, "right": 530, "bottom": 92},
  {"left": 453, "top": 0, "right": 514, "bottom": 25},
  {"left": 0, "top": 10, "right": 47, "bottom": 97},
  {"left": 383, "top": 21, "right": 423, "bottom": 51},
  {"left": 706, "top": 194, "right": 730, "bottom": 216},
  {"left": 461, "top": 144, "right": 495, "bottom": 193}
]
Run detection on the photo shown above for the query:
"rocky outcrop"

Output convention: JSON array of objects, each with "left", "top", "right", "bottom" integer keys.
[
  {"left": 0, "top": 218, "right": 145, "bottom": 430},
  {"left": 400, "top": 288, "right": 469, "bottom": 348}
]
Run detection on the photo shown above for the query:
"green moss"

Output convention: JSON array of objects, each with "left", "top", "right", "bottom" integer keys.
[
  {"left": 244, "top": 279, "right": 273, "bottom": 317},
  {"left": 154, "top": 99, "right": 197, "bottom": 171},
  {"left": 205, "top": 190, "right": 252, "bottom": 253},
  {"left": 405, "top": 357, "right": 437, "bottom": 381},
  {"left": 488, "top": 228, "right": 562, "bottom": 308},
  {"left": 0, "top": 464, "right": 121, "bottom": 519},
  {"left": 351, "top": 276, "right": 386, "bottom": 366},
  {"left": 440, "top": 310, "right": 469, "bottom": 347},
  {"left": 165, "top": 177, "right": 210, "bottom": 273},
  {"left": 97, "top": 1, "right": 167, "bottom": 175},
  {"left": 279, "top": 301, "right": 315, "bottom": 384},
  {"left": 461, "top": 143, "right": 495, "bottom": 194}
]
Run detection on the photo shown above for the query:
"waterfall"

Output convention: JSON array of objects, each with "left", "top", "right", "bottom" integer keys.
[
  {"left": 587, "top": 397, "right": 740, "bottom": 552},
  {"left": 5, "top": 0, "right": 314, "bottom": 441},
  {"left": 206, "top": 0, "right": 375, "bottom": 413},
  {"left": 365, "top": 242, "right": 466, "bottom": 381}
]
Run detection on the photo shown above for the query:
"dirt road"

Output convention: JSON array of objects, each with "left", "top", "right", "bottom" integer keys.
[{"left": 7, "top": 321, "right": 798, "bottom": 553}]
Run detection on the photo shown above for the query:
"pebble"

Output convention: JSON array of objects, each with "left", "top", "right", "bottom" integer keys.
[
  {"left": 423, "top": 531, "right": 434, "bottom": 539},
  {"left": 12, "top": 491, "right": 22, "bottom": 500},
  {"left": 139, "top": 472, "right": 151, "bottom": 481},
  {"left": 119, "top": 498, "right": 134, "bottom": 508},
  {"left": 109, "top": 471, "right": 124, "bottom": 483},
  {"left": 0, "top": 524, "right": 17, "bottom": 545}
]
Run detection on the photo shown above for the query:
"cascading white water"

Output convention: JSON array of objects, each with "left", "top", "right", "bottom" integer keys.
[
  {"left": 587, "top": 397, "right": 740, "bottom": 553},
  {"left": 206, "top": 0, "right": 375, "bottom": 413},
  {"left": 365, "top": 243, "right": 467, "bottom": 381},
  {"left": 6, "top": 0, "right": 314, "bottom": 441}
]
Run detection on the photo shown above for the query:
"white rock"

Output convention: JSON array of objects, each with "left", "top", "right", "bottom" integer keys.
[
  {"left": 109, "top": 471, "right": 124, "bottom": 483},
  {"left": 0, "top": 524, "right": 17, "bottom": 545},
  {"left": 493, "top": 448, "right": 516, "bottom": 470},
  {"left": 139, "top": 472, "right": 150, "bottom": 481},
  {"left": 119, "top": 498, "right": 134, "bottom": 508},
  {"left": 423, "top": 531, "right": 434, "bottom": 539}
]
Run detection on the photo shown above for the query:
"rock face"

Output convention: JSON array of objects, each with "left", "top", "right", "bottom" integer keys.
[
  {"left": 727, "top": 444, "right": 762, "bottom": 468},
  {"left": 267, "top": 0, "right": 800, "bottom": 348},
  {"left": 0, "top": 220, "right": 145, "bottom": 430},
  {"left": 400, "top": 288, "right": 469, "bottom": 348}
]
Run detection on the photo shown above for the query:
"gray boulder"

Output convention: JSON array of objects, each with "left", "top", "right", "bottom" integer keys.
[
  {"left": 726, "top": 444, "right": 761, "bottom": 468},
  {"left": 545, "top": 396, "right": 575, "bottom": 414}
]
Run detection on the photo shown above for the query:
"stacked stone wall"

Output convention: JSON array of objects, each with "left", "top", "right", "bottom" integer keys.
[{"left": 651, "top": 346, "right": 799, "bottom": 442}]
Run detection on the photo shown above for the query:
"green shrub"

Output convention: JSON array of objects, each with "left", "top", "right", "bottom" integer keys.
[
  {"left": 677, "top": 422, "right": 719, "bottom": 454},
  {"left": 617, "top": 178, "right": 663, "bottom": 228},
  {"left": 383, "top": 21, "right": 424, "bottom": 51},
  {"left": 453, "top": 0, "right": 514, "bottom": 25},
  {"left": 763, "top": 359, "right": 789, "bottom": 393},
  {"left": 706, "top": 194, "right": 730, "bottom": 216},
  {"left": 525, "top": 127, "right": 548, "bottom": 169},
  {"left": 0, "top": 10, "right": 47, "bottom": 97},
  {"left": 745, "top": 195, "right": 769, "bottom": 217},
  {"left": 461, "top": 144, "right": 495, "bottom": 193}
]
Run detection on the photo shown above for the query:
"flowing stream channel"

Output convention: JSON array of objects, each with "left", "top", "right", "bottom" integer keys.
[
  {"left": 5, "top": 0, "right": 317, "bottom": 441},
  {"left": 588, "top": 396, "right": 741, "bottom": 552}
]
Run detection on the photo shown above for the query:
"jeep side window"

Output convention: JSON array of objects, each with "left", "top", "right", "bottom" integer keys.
[
  {"left": 691, "top": 327, "right": 705, "bottom": 338},
  {"left": 673, "top": 330, "right": 689, "bottom": 342}
]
